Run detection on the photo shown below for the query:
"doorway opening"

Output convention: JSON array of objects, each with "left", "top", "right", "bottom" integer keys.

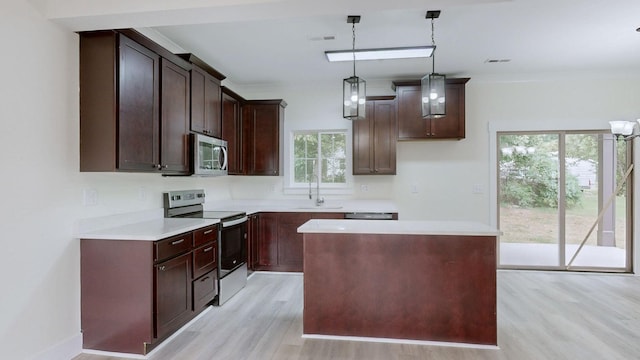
[{"left": 497, "top": 131, "right": 633, "bottom": 272}]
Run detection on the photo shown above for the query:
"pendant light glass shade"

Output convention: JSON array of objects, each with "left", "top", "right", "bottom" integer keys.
[
  {"left": 343, "top": 76, "right": 366, "bottom": 120},
  {"left": 421, "top": 73, "right": 446, "bottom": 118}
]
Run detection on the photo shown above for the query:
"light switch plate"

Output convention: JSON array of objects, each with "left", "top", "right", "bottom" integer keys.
[{"left": 83, "top": 188, "right": 98, "bottom": 206}]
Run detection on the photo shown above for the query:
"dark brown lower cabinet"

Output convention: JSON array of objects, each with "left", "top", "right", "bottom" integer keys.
[
  {"left": 81, "top": 228, "right": 217, "bottom": 355},
  {"left": 257, "top": 212, "right": 278, "bottom": 270},
  {"left": 155, "top": 252, "right": 192, "bottom": 339},
  {"left": 193, "top": 270, "right": 217, "bottom": 311},
  {"left": 254, "top": 212, "right": 344, "bottom": 272},
  {"left": 247, "top": 213, "right": 260, "bottom": 270}
]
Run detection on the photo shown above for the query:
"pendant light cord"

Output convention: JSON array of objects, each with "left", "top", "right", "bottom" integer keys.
[
  {"left": 431, "top": 17, "right": 436, "bottom": 74},
  {"left": 352, "top": 21, "right": 356, "bottom": 77}
]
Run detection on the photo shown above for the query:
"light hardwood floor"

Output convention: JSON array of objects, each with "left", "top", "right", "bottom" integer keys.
[{"left": 73, "top": 271, "right": 640, "bottom": 360}]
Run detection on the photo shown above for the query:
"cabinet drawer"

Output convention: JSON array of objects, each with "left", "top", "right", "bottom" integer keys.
[
  {"left": 193, "top": 270, "right": 217, "bottom": 310},
  {"left": 194, "top": 225, "right": 218, "bottom": 248},
  {"left": 193, "top": 241, "right": 217, "bottom": 279},
  {"left": 155, "top": 232, "right": 193, "bottom": 263}
]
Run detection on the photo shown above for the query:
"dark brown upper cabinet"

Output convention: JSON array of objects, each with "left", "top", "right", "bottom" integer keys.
[
  {"left": 221, "top": 87, "right": 245, "bottom": 175},
  {"left": 180, "top": 54, "right": 226, "bottom": 138},
  {"left": 242, "top": 100, "right": 286, "bottom": 176},
  {"left": 352, "top": 96, "right": 397, "bottom": 175},
  {"left": 159, "top": 58, "right": 191, "bottom": 174},
  {"left": 393, "top": 78, "right": 470, "bottom": 141},
  {"left": 79, "top": 30, "right": 191, "bottom": 174}
]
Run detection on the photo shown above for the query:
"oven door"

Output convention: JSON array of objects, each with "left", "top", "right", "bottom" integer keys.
[
  {"left": 192, "top": 133, "right": 228, "bottom": 176},
  {"left": 219, "top": 216, "right": 247, "bottom": 278}
]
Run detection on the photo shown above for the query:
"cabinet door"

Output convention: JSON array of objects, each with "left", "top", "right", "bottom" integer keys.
[
  {"left": 353, "top": 99, "right": 397, "bottom": 175},
  {"left": 222, "top": 92, "right": 243, "bottom": 175},
  {"left": 118, "top": 34, "right": 160, "bottom": 171},
  {"left": 243, "top": 103, "right": 282, "bottom": 176},
  {"left": 372, "top": 99, "right": 397, "bottom": 174},
  {"left": 395, "top": 79, "right": 468, "bottom": 140},
  {"left": 352, "top": 101, "right": 375, "bottom": 175},
  {"left": 155, "top": 252, "right": 192, "bottom": 339},
  {"left": 257, "top": 213, "right": 278, "bottom": 268},
  {"left": 277, "top": 213, "right": 312, "bottom": 271},
  {"left": 191, "top": 65, "right": 222, "bottom": 137},
  {"left": 247, "top": 213, "right": 260, "bottom": 270},
  {"left": 396, "top": 85, "right": 427, "bottom": 140},
  {"left": 160, "top": 58, "right": 190, "bottom": 174},
  {"left": 429, "top": 82, "right": 465, "bottom": 139}
]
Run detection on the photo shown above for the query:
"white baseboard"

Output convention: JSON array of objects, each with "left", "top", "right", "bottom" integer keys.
[
  {"left": 301, "top": 334, "right": 500, "bottom": 350},
  {"left": 31, "top": 333, "right": 83, "bottom": 360}
]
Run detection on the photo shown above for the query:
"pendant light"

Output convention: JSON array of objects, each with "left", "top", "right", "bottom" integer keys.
[
  {"left": 421, "top": 10, "right": 446, "bottom": 119},
  {"left": 343, "top": 15, "right": 366, "bottom": 120}
]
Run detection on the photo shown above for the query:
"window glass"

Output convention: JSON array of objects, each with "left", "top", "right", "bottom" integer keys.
[{"left": 293, "top": 131, "right": 347, "bottom": 186}]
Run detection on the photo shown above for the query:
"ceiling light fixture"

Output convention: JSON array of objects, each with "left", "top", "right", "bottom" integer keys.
[
  {"left": 342, "top": 15, "right": 366, "bottom": 120},
  {"left": 610, "top": 120, "right": 640, "bottom": 140},
  {"left": 326, "top": 46, "right": 434, "bottom": 62},
  {"left": 421, "top": 10, "right": 446, "bottom": 119}
]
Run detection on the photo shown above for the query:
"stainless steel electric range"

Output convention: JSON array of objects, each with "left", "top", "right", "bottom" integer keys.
[{"left": 164, "top": 189, "right": 247, "bottom": 305}]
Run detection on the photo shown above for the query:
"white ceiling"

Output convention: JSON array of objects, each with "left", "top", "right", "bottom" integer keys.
[{"left": 45, "top": 0, "right": 640, "bottom": 86}]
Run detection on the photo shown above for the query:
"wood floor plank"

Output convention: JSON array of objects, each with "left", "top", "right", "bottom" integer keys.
[{"left": 73, "top": 271, "right": 640, "bottom": 360}]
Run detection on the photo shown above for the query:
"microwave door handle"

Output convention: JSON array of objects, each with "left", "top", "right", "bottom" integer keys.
[{"left": 221, "top": 145, "right": 228, "bottom": 170}]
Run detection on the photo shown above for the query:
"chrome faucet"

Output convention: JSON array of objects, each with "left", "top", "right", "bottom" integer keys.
[{"left": 308, "top": 174, "right": 324, "bottom": 206}]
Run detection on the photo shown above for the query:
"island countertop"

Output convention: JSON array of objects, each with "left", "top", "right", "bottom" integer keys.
[{"left": 297, "top": 219, "right": 501, "bottom": 236}]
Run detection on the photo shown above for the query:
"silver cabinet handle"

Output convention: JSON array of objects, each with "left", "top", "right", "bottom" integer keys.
[
  {"left": 203, "top": 246, "right": 213, "bottom": 252},
  {"left": 159, "top": 265, "right": 166, "bottom": 271},
  {"left": 203, "top": 229, "right": 214, "bottom": 235},
  {"left": 171, "top": 239, "right": 185, "bottom": 245},
  {"left": 200, "top": 276, "right": 210, "bottom": 282}
]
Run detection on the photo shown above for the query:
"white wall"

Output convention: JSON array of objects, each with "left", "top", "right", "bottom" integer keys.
[
  {"left": 2, "top": 1, "right": 639, "bottom": 359},
  {"left": 0, "top": 2, "right": 234, "bottom": 359},
  {"left": 235, "top": 75, "right": 640, "bottom": 222}
]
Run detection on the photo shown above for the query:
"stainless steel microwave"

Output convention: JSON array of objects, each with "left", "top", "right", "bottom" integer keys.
[{"left": 192, "top": 133, "right": 228, "bottom": 176}]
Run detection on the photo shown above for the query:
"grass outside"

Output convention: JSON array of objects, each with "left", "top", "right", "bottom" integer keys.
[{"left": 500, "top": 190, "right": 627, "bottom": 250}]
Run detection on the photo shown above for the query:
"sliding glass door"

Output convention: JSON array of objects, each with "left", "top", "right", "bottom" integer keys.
[{"left": 498, "top": 131, "right": 632, "bottom": 271}]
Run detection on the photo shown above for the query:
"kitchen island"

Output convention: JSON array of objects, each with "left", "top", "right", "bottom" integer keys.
[{"left": 297, "top": 219, "right": 500, "bottom": 347}]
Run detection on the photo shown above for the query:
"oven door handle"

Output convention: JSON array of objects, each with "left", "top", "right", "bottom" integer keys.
[{"left": 222, "top": 216, "right": 248, "bottom": 228}]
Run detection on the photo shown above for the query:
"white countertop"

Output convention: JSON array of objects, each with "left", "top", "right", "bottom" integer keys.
[
  {"left": 75, "top": 199, "right": 398, "bottom": 241},
  {"left": 77, "top": 218, "right": 219, "bottom": 241},
  {"left": 297, "top": 219, "right": 501, "bottom": 236}
]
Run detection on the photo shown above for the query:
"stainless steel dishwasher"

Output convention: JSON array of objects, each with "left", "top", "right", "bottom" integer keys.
[{"left": 344, "top": 212, "right": 395, "bottom": 220}]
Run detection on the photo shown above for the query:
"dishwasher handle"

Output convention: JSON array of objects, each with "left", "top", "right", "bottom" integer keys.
[{"left": 344, "top": 212, "right": 394, "bottom": 220}]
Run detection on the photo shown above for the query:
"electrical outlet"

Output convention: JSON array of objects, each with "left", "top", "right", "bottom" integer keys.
[
  {"left": 83, "top": 188, "right": 98, "bottom": 206},
  {"left": 410, "top": 184, "right": 418, "bottom": 193},
  {"left": 472, "top": 184, "right": 484, "bottom": 194},
  {"left": 360, "top": 184, "right": 369, "bottom": 192}
]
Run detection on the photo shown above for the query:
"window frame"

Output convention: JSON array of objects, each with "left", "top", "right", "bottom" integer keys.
[{"left": 285, "top": 129, "right": 353, "bottom": 194}]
